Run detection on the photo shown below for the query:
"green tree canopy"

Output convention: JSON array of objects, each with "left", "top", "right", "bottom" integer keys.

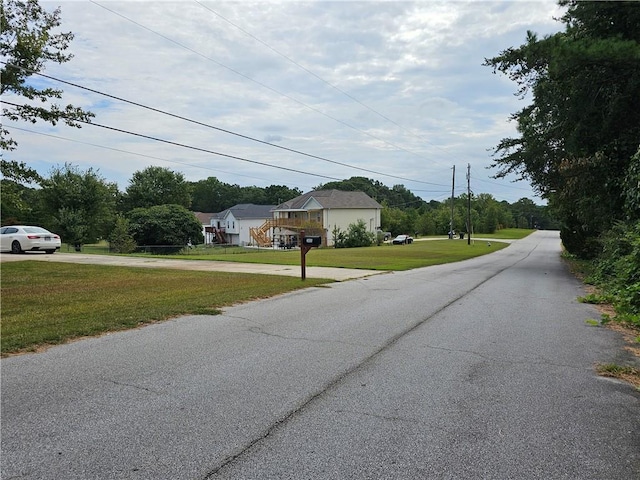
[
  {"left": 127, "top": 204, "right": 204, "bottom": 253},
  {"left": 38, "top": 163, "right": 118, "bottom": 244},
  {"left": 263, "top": 185, "right": 302, "bottom": 205},
  {"left": 190, "top": 177, "right": 301, "bottom": 212},
  {"left": 1, "top": 0, "right": 94, "bottom": 150},
  {"left": 123, "top": 166, "right": 191, "bottom": 210},
  {"left": 317, "top": 176, "right": 425, "bottom": 208},
  {"left": 484, "top": 0, "right": 640, "bottom": 257},
  {"left": 0, "top": 160, "right": 42, "bottom": 223}
]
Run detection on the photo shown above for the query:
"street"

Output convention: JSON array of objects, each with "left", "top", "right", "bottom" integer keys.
[{"left": 1, "top": 230, "right": 638, "bottom": 479}]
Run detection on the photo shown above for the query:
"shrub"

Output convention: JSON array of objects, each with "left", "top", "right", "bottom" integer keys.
[
  {"left": 594, "top": 221, "right": 640, "bottom": 325},
  {"left": 343, "top": 219, "right": 375, "bottom": 248},
  {"left": 108, "top": 215, "right": 137, "bottom": 253},
  {"left": 127, "top": 204, "right": 204, "bottom": 254}
]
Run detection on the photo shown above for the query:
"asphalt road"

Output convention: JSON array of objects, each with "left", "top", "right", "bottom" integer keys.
[{"left": 2, "top": 230, "right": 638, "bottom": 479}]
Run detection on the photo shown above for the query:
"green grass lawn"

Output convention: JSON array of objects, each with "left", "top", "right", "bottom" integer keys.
[
  {"left": 1, "top": 262, "right": 330, "bottom": 355},
  {"left": 471, "top": 228, "right": 535, "bottom": 239},
  {"left": 158, "top": 239, "right": 510, "bottom": 270}
]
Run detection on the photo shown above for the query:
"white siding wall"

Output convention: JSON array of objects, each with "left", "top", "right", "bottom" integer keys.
[
  {"left": 324, "top": 208, "right": 380, "bottom": 246},
  {"left": 238, "top": 219, "right": 268, "bottom": 246},
  {"left": 225, "top": 213, "right": 239, "bottom": 234}
]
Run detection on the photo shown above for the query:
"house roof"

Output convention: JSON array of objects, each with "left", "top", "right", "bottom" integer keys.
[
  {"left": 275, "top": 190, "right": 382, "bottom": 210},
  {"left": 193, "top": 212, "right": 216, "bottom": 224},
  {"left": 214, "top": 204, "right": 276, "bottom": 220}
]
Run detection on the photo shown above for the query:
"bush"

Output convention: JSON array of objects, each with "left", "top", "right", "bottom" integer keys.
[
  {"left": 108, "top": 215, "right": 137, "bottom": 253},
  {"left": 343, "top": 219, "right": 375, "bottom": 248},
  {"left": 332, "top": 220, "right": 374, "bottom": 248},
  {"left": 127, "top": 204, "right": 204, "bottom": 254},
  {"left": 593, "top": 221, "right": 640, "bottom": 325}
]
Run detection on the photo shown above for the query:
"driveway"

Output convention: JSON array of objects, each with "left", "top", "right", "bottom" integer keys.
[{"left": 0, "top": 252, "right": 381, "bottom": 281}]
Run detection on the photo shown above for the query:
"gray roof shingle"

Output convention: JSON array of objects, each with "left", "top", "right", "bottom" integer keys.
[
  {"left": 276, "top": 190, "right": 382, "bottom": 210},
  {"left": 214, "top": 204, "right": 276, "bottom": 219}
]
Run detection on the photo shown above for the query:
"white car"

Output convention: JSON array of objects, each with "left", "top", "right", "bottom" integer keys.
[{"left": 0, "top": 225, "right": 61, "bottom": 254}]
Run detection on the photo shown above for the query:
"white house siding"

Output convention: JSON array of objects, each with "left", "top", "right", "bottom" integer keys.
[
  {"left": 223, "top": 212, "right": 259, "bottom": 246},
  {"left": 324, "top": 208, "right": 380, "bottom": 246},
  {"left": 238, "top": 218, "right": 269, "bottom": 246},
  {"left": 212, "top": 204, "right": 276, "bottom": 246},
  {"left": 272, "top": 190, "right": 383, "bottom": 247}
]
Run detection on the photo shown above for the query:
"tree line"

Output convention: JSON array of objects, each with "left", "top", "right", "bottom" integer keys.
[
  {"left": 1, "top": 163, "right": 554, "bottom": 248},
  {"left": 484, "top": 0, "right": 639, "bottom": 324}
]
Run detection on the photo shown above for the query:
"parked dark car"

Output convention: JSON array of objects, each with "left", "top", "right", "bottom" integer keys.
[{"left": 392, "top": 234, "right": 413, "bottom": 245}]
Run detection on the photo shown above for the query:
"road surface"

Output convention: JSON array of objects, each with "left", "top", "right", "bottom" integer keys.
[{"left": 1, "top": 230, "right": 638, "bottom": 479}]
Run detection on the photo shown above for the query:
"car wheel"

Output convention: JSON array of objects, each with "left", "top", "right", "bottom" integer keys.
[
  {"left": 11, "top": 240, "right": 23, "bottom": 254},
  {"left": 45, "top": 249, "right": 55, "bottom": 254}
]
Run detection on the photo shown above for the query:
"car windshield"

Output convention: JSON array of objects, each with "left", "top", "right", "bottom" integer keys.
[{"left": 23, "top": 227, "right": 50, "bottom": 234}]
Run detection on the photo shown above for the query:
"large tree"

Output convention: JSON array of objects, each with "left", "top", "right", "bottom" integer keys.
[
  {"left": 0, "top": 160, "right": 42, "bottom": 223},
  {"left": 263, "top": 185, "right": 302, "bottom": 205},
  {"left": 485, "top": 0, "right": 640, "bottom": 257},
  {"left": 317, "top": 176, "right": 425, "bottom": 208},
  {"left": 1, "top": 0, "right": 93, "bottom": 150},
  {"left": 38, "top": 163, "right": 118, "bottom": 244},
  {"left": 123, "top": 166, "right": 192, "bottom": 210}
]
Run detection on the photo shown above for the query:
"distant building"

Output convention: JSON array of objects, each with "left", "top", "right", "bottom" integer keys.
[
  {"left": 210, "top": 204, "right": 276, "bottom": 246},
  {"left": 251, "top": 190, "right": 382, "bottom": 247}
]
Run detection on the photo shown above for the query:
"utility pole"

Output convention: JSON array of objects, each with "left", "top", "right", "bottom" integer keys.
[
  {"left": 450, "top": 165, "right": 455, "bottom": 239},
  {"left": 467, "top": 163, "right": 471, "bottom": 245}
]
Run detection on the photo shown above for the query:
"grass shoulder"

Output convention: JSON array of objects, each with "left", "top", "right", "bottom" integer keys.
[
  {"left": 563, "top": 252, "right": 640, "bottom": 389},
  {"left": 1, "top": 262, "right": 330, "bottom": 356}
]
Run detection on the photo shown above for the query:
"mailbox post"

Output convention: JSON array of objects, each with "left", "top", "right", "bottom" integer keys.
[{"left": 300, "top": 230, "right": 321, "bottom": 280}]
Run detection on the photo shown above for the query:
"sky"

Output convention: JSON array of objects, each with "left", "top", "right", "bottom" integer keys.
[{"left": 3, "top": 0, "right": 567, "bottom": 205}]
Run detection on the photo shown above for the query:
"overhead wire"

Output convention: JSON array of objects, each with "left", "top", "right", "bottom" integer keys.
[
  {"left": 1, "top": 99, "right": 343, "bottom": 182},
  {"left": 88, "top": 1, "right": 454, "bottom": 174},
  {"left": 193, "top": 0, "right": 461, "bottom": 169},
  {"left": 471, "top": 175, "right": 535, "bottom": 192},
  {"left": 4, "top": 125, "right": 269, "bottom": 183},
  {"left": 3, "top": 4, "right": 538, "bottom": 203},
  {"left": 1, "top": 60, "right": 449, "bottom": 188},
  {"left": 191, "top": 3, "right": 542, "bottom": 200}
]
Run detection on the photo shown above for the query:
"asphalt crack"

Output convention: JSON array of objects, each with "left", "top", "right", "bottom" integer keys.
[
  {"left": 246, "top": 326, "right": 370, "bottom": 348},
  {"left": 99, "top": 377, "right": 163, "bottom": 395}
]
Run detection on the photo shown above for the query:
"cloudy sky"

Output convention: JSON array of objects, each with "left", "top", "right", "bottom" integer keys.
[{"left": 4, "top": 0, "right": 566, "bottom": 204}]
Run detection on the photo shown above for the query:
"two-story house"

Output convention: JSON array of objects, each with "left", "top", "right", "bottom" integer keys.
[
  {"left": 212, "top": 204, "right": 276, "bottom": 246},
  {"left": 251, "top": 190, "right": 382, "bottom": 247}
]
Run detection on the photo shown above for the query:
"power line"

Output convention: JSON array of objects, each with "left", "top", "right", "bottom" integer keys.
[
  {"left": 470, "top": 175, "right": 534, "bottom": 191},
  {"left": 1, "top": 60, "right": 448, "bottom": 188},
  {"left": 88, "top": 1, "right": 452, "bottom": 174},
  {"left": 4, "top": 125, "right": 269, "bottom": 183},
  {"left": 193, "top": 0, "right": 458, "bottom": 168},
  {"left": 1, "top": 99, "right": 343, "bottom": 182}
]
